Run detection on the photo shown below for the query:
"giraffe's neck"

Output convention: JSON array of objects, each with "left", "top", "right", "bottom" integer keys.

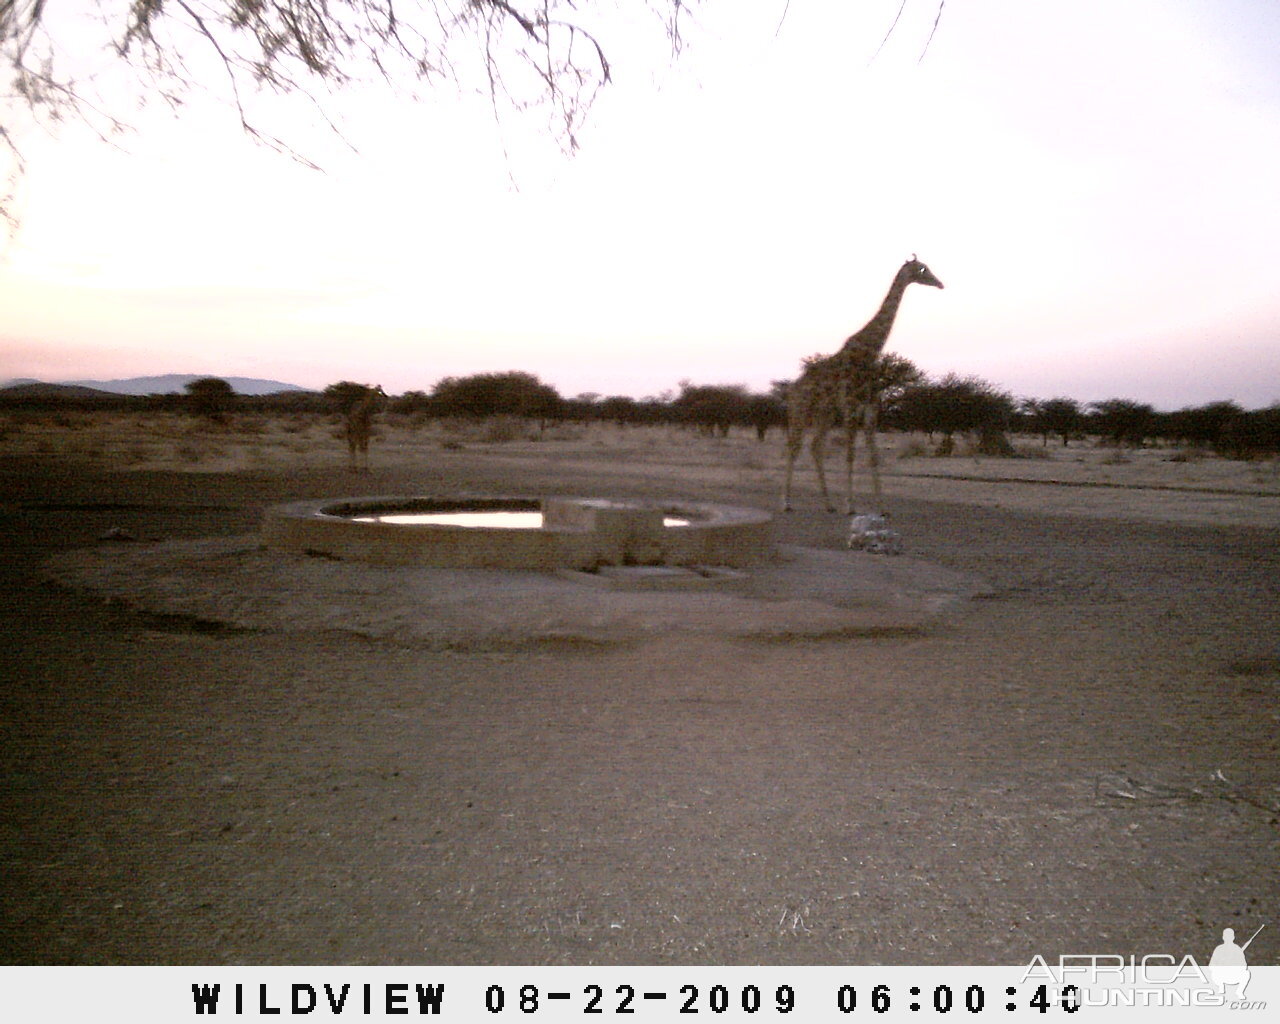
[{"left": 839, "top": 268, "right": 912, "bottom": 361}]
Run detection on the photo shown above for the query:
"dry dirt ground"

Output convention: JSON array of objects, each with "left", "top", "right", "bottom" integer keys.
[{"left": 1, "top": 417, "right": 1278, "bottom": 965}]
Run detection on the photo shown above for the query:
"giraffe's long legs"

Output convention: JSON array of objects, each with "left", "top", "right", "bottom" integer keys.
[
  {"left": 864, "top": 411, "right": 884, "bottom": 514},
  {"left": 782, "top": 422, "right": 804, "bottom": 511},
  {"left": 843, "top": 413, "right": 859, "bottom": 516},
  {"left": 810, "top": 425, "right": 836, "bottom": 512}
]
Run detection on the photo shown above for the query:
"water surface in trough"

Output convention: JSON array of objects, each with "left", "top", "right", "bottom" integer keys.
[{"left": 352, "top": 511, "right": 692, "bottom": 528}]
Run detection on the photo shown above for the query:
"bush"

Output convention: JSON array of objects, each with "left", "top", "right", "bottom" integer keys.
[
  {"left": 185, "top": 377, "right": 237, "bottom": 421},
  {"left": 975, "top": 427, "right": 1017, "bottom": 457}
]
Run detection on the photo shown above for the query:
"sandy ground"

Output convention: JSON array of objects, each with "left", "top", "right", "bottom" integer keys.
[{"left": 1, "top": 418, "right": 1278, "bottom": 965}]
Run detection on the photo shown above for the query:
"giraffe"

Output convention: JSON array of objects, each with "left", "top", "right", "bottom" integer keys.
[
  {"left": 345, "top": 384, "right": 386, "bottom": 473},
  {"left": 782, "top": 256, "right": 943, "bottom": 513}
]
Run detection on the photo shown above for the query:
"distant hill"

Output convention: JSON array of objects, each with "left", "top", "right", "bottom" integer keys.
[
  {"left": 0, "top": 382, "right": 119, "bottom": 400},
  {"left": 2, "top": 374, "right": 313, "bottom": 396}
]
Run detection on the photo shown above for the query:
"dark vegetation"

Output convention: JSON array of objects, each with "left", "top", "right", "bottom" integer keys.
[
  {"left": 4, "top": 368, "right": 1280, "bottom": 457},
  {"left": 183, "top": 377, "right": 237, "bottom": 422}
]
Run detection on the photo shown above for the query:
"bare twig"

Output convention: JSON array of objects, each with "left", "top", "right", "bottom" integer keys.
[
  {"left": 919, "top": 0, "right": 945, "bottom": 62},
  {"left": 869, "top": 0, "right": 909, "bottom": 64},
  {"left": 774, "top": 0, "right": 791, "bottom": 39},
  {"left": 868, "top": 0, "right": 946, "bottom": 65}
]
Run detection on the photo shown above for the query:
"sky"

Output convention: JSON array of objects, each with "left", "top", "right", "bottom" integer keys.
[{"left": 3, "top": 0, "right": 1280, "bottom": 409}]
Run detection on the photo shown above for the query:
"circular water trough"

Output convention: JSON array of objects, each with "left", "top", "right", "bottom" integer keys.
[{"left": 262, "top": 496, "right": 775, "bottom": 570}]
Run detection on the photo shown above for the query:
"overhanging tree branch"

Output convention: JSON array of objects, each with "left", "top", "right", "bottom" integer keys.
[
  {"left": 5, "top": 2, "right": 688, "bottom": 169},
  {"left": 3, "top": 2, "right": 945, "bottom": 229}
]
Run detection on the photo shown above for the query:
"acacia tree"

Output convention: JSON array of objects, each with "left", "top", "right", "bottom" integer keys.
[
  {"left": 184, "top": 374, "right": 236, "bottom": 419},
  {"left": 866, "top": 352, "right": 923, "bottom": 420},
  {"left": 1089, "top": 398, "right": 1155, "bottom": 448},
  {"left": 671, "top": 381, "right": 753, "bottom": 437},
  {"left": 1022, "top": 396, "right": 1084, "bottom": 447},
  {"left": 747, "top": 387, "right": 786, "bottom": 442},
  {"left": 324, "top": 379, "right": 382, "bottom": 413},
  {"left": 430, "top": 369, "right": 561, "bottom": 422},
  {"left": 1220, "top": 405, "right": 1280, "bottom": 459},
  {"left": 597, "top": 394, "right": 663, "bottom": 427},
  {"left": 1164, "top": 401, "right": 1243, "bottom": 449},
  {"left": 895, "top": 372, "right": 1015, "bottom": 454}
]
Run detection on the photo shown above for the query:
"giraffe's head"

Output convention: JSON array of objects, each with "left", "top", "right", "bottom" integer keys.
[{"left": 902, "top": 255, "right": 944, "bottom": 289}]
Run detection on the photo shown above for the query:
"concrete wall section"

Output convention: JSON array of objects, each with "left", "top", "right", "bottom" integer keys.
[{"left": 263, "top": 496, "right": 774, "bottom": 570}]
